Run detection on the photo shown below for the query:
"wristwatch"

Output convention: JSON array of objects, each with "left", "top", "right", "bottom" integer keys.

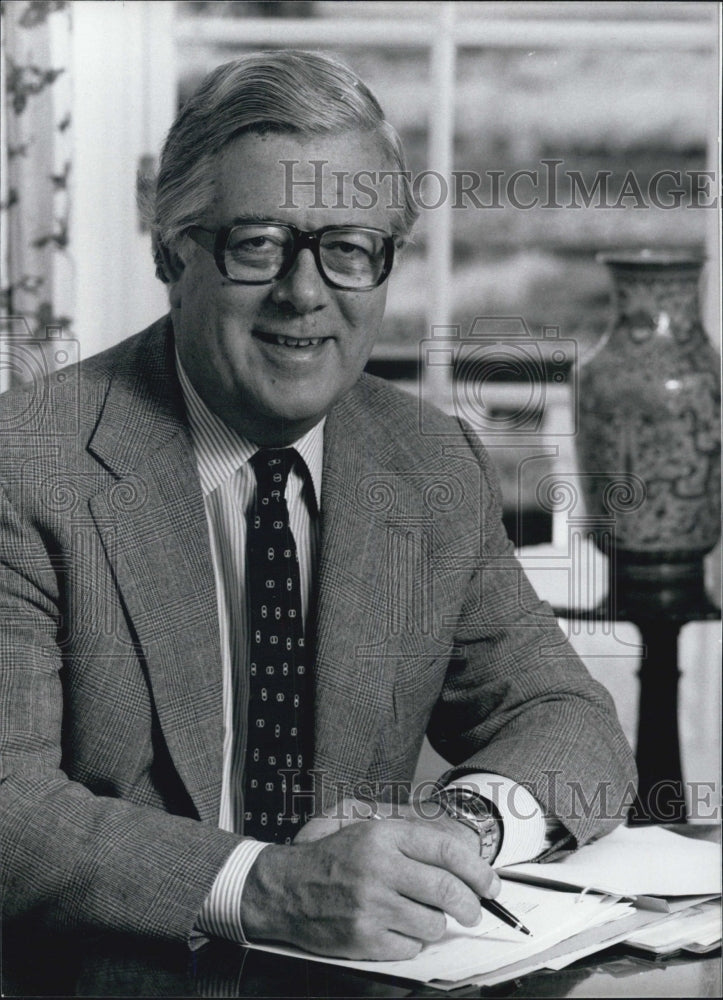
[{"left": 433, "top": 786, "right": 503, "bottom": 863}]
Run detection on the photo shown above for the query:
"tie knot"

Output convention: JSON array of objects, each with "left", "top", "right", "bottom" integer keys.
[{"left": 250, "top": 448, "right": 297, "bottom": 495}]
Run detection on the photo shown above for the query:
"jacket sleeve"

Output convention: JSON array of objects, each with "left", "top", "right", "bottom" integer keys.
[
  {"left": 427, "top": 423, "right": 637, "bottom": 846},
  {"left": 0, "top": 482, "right": 242, "bottom": 943}
]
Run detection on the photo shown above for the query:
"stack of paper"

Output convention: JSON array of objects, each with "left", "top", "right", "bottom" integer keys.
[
  {"left": 623, "top": 899, "right": 721, "bottom": 956},
  {"left": 249, "top": 880, "right": 633, "bottom": 988},
  {"left": 247, "top": 827, "right": 720, "bottom": 989},
  {"left": 492, "top": 825, "right": 721, "bottom": 981}
]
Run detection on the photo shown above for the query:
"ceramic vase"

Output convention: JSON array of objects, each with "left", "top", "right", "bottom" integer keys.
[{"left": 575, "top": 250, "right": 721, "bottom": 614}]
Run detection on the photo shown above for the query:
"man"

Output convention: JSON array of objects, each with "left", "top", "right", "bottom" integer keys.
[{"left": 0, "top": 51, "right": 635, "bottom": 962}]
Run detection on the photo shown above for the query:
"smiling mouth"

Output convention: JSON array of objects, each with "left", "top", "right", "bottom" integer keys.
[{"left": 254, "top": 330, "right": 330, "bottom": 349}]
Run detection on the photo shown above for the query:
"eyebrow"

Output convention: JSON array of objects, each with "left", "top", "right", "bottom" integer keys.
[
  {"left": 226, "top": 217, "right": 390, "bottom": 232},
  {"left": 228, "top": 215, "right": 283, "bottom": 226}
]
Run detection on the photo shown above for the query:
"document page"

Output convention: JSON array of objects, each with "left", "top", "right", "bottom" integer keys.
[
  {"left": 502, "top": 825, "right": 722, "bottom": 897},
  {"left": 248, "top": 880, "right": 631, "bottom": 985},
  {"left": 624, "top": 899, "right": 722, "bottom": 954}
]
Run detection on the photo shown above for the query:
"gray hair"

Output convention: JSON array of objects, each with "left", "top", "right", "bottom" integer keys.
[{"left": 138, "top": 49, "right": 418, "bottom": 283}]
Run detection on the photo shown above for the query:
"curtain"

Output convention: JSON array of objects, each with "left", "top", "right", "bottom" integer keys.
[{"left": 0, "top": 0, "right": 73, "bottom": 391}]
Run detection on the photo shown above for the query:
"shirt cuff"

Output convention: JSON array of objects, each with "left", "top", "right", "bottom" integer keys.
[
  {"left": 194, "top": 839, "right": 271, "bottom": 944},
  {"left": 443, "top": 772, "right": 562, "bottom": 868}
]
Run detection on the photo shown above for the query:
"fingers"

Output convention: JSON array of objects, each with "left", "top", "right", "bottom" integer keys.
[
  {"left": 392, "top": 818, "right": 501, "bottom": 902},
  {"left": 241, "top": 815, "right": 500, "bottom": 961},
  {"left": 391, "top": 854, "right": 483, "bottom": 928},
  {"left": 338, "top": 817, "right": 496, "bottom": 931},
  {"left": 298, "top": 813, "right": 499, "bottom": 928},
  {"left": 377, "top": 888, "right": 450, "bottom": 943}
]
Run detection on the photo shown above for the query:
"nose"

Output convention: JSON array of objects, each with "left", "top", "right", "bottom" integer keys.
[{"left": 270, "top": 248, "right": 327, "bottom": 314}]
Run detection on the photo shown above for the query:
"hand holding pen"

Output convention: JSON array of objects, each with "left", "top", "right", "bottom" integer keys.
[
  {"left": 469, "top": 819, "right": 532, "bottom": 936},
  {"left": 429, "top": 787, "right": 533, "bottom": 937}
]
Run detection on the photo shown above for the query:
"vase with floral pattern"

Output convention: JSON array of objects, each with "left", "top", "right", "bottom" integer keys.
[{"left": 575, "top": 250, "right": 720, "bottom": 614}]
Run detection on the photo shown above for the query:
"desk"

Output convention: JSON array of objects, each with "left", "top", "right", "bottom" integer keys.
[
  {"left": 3, "top": 927, "right": 720, "bottom": 998},
  {"left": 4, "top": 828, "right": 720, "bottom": 999}
]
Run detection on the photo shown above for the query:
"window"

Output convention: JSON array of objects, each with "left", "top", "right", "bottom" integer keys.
[{"left": 172, "top": 0, "right": 719, "bottom": 539}]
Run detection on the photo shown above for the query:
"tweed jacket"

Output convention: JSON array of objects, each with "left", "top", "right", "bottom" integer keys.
[{"left": 0, "top": 316, "right": 635, "bottom": 944}]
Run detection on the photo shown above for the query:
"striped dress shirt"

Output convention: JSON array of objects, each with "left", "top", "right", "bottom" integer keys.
[{"left": 176, "top": 356, "right": 323, "bottom": 942}]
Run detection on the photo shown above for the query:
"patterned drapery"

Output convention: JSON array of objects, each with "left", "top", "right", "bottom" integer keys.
[{"left": 1, "top": 0, "right": 72, "bottom": 390}]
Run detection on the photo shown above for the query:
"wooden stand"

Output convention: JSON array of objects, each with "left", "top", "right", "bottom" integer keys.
[{"left": 554, "top": 590, "right": 719, "bottom": 824}]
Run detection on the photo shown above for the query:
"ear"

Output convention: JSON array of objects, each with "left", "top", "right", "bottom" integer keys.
[{"left": 152, "top": 233, "right": 185, "bottom": 284}]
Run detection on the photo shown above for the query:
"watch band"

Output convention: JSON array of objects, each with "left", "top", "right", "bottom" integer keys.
[{"left": 432, "top": 787, "right": 503, "bottom": 863}]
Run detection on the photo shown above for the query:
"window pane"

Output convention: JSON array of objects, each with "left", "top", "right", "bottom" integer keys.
[{"left": 451, "top": 43, "right": 712, "bottom": 347}]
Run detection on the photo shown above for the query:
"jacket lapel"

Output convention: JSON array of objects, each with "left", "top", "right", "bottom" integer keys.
[
  {"left": 312, "top": 381, "right": 430, "bottom": 793},
  {"left": 87, "top": 321, "right": 224, "bottom": 822}
]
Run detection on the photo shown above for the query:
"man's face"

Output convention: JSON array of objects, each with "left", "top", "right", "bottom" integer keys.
[{"left": 171, "top": 131, "right": 396, "bottom": 445}]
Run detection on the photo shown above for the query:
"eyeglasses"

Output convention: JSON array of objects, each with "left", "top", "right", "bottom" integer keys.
[{"left": 186, "top": 221, "right": 395, "bottom": 291}]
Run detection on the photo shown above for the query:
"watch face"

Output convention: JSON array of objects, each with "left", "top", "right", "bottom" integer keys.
[
  {"left": 478, "top": 818, "right": 502, "bottom": 863},
  {"left": 442, "top": 788, "right": 502, "bottom": 863}
]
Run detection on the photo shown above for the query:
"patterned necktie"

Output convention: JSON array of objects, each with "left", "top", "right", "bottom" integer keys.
[{"left": 243, "top": 448, "right": 309, "bottom": 844}]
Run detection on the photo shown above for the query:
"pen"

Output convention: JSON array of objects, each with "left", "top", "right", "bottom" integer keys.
[
  {"left": 479, "top": 895, "right": 533, "bottom": 937},
  {"left": 427, "top": 787, "right": 533, "bottom": 937}
]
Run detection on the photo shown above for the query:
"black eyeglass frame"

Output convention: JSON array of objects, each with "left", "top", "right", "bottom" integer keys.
[{"left": 185, "top": 221, "right": 395, "bottom": 290}]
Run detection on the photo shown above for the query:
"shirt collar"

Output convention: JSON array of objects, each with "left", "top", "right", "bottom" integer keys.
[{"left": 175, "top": 350, "right": 324, "bottom": 508}]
